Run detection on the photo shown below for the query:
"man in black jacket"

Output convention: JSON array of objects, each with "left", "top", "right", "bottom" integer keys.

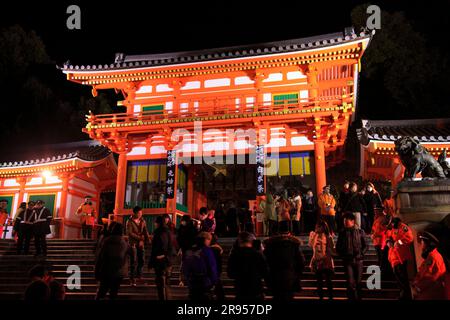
[
  {"left": 149, "top": 215, "right": 175, "bottom": 300},
  {"left": 263, "top": 221, "right": 305, "bottom": 300},
  {"left": 336, "top": 212, "right": 367, "bottom": 300},
  {"left": 32, "top": 200, "right": 52, "bottom": 257},
  {"left": 227, "top": 232, "right": 268, "bottom": 300},
  {"left": 344, "top": 182, "right": 367, "bottom": 230}
]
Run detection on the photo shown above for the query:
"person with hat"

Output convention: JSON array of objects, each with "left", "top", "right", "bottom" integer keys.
[
  {"left": 318, "top": 185, "right": 337, "bottom": 234},
  {"left": 0, "top": 199, "right": 9, "bottom": 238},
  {"left": 263, "top": 220, "right": 305, "bottom": 300},
  {"left": 336, "top": 212, "right": 367, "bottom": 300},
  {"left": 412, "top": 231, "right": 447, "bottom": 300},
  {"left": 76, "top": 195, "right": 97, "bottom": 239},
  {"left": 149, "top": 215, "right": 176, "bottom": 300},
  {"left": 126, "top": 206, "right": 149, "bottom": 286},
  {"left": 385, "top": 216, "right": 413, "bottom": 300},
  {"left": 32, "top": 200, "right": 52, "bottom": 257},
  {"left": 14, "top": 201, "right": 35, "bottom": 255}
]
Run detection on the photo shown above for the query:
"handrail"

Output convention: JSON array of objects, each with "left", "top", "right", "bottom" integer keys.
[{"left": 86, "top": 94, "right": 353, "bottom": 128}]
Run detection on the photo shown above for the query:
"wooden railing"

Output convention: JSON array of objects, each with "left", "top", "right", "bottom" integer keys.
[{"left": 86, "top": 94, "right": 353, "bottom": 128}]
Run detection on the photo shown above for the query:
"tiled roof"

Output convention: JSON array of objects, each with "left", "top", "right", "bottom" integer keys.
[
  {"left": 0, "top": 140, "right": 112, "bottom": 168},
  {"left": 357, "top": 119, "right": 450, "bottom": 146},
  {"left": 59, "top": 28, "right": 374, "bottom": 72}
]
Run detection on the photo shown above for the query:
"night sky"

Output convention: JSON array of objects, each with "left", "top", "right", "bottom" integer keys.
[{"left": 1, "top": 0, "right": 450, "bottom": 154}]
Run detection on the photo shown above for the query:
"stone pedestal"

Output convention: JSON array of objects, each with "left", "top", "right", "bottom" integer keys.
[{"left": 395, "top": 179, "right": 450, "bottom": 272}]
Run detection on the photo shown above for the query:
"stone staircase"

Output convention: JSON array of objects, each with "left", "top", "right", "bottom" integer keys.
[{"left": 0, "top": 236, "right": 399, "bottom": 300}]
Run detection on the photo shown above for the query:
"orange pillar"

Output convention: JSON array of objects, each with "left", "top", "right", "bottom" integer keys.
[
  {"left": 314, "top": 140, "right": 326, "bottom": 196},
  {"left": 58, "top": 174, "right": 69, "bottom": 238},
  {"left": 114, "top": 153, "right": 127, "bottom": 215}
]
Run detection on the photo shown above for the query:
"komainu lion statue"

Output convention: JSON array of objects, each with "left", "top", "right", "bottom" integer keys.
[{"left": 394, "top": 136, "right": 449, "bottom": 180}]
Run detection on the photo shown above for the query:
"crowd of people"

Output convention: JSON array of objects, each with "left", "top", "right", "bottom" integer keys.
[
  {"left": 14, "top": 180, "right": 450, "bottom": 301},
  {"left": 91, "top": 180, "right": 449, "bottom": 301}
]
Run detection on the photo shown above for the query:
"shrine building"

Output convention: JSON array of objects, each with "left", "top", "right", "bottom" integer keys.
[
  {"left": 0, "top": 141, "right": 116, "bottom": 238},
  {"left": 60, "top": 28, "right": 373, "bottom": 224}
]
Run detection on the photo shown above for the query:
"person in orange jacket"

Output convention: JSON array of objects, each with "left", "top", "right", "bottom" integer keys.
[
  {"left": 0, "top": 199, "right": 9, "bottom": 239},
  {"left": 382, "top": 190, "right": 396, "bottom": 216},
  {"left": 318, "top": 185, "right": 336, "bottom": 234},
  {"left": 385, "top": 216, "right": 414, "bottom": 300},
  {"left": 76, "top": 195, "right": 97, "bottom": 239},
  {"left": 412, "top": 231, "right": 447, "bottom": 300},
  {"left": 371, "top": 212, "right": 392, "bottom": 276}
]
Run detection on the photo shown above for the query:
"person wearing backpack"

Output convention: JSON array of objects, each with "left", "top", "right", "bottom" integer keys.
[{"left": 183, "top": 232, "right": 218, "bottom": 300}]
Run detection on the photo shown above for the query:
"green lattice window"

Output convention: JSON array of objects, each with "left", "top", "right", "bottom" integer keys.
[
  {"left": 28, "top": 194, "right": 56, "bottom": 217},
  {"left": 273, "top": 93, "right": 299, "bottom": 106},
  {"left": 142, "top": 104, "right": 164, "bottom": 114}
]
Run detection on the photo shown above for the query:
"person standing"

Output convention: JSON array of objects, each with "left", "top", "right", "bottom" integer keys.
[
  {"left": 177, "top": 214, "right": 198, "bottom": 286},
  {"left": 263, "top": 221, "right": 305, "bottom": 300},
  {"left": 336, "top": 213, "right": 367, "bottom": 300},
  {"left": 343, "top": 182, "right": 367, "bottom": 230},
  {"left": 126, "top": 206, "right": 149, "bottom": 286},
  {"left": 227, "top": 232, "right": 268, "bottom": 300},
  {"left": 363, "top": 182, "right": 382, "bottom": 233},
  {"left": 290, "top": 190, "right": 302, "bottom": 236},
  {"left": 412, "top": 231, "right": 447, "bottom": 300},
  {"left": 302, "top": 189, "right": 318, "bottom": 233},
  {"left": 264, "top": 193, "right": 277, "bottom": 236},
  {"left": 338, "top": 181, "right": 351, "bottom": 231},
  {"left": 32, "top": 200, "right": 52, "bottom": 257},
  {"left": 309, "top": 221, "right": 335, "bottom": 300},
  {"left": 277, "top": 195, "right": 291, "bottom": 226},
  {"left": 383, "top": 190, "right": 396, "bottom": 216},
  {"left": 225, "top": 203, "right": 239, "bottom": 237},
  {"left": 149, "top": 216, "right": 175, "bottom": 300},
  {"left": 318, "top": 185, "right": 337, "bottom": 234},
  {"left": 210, "top": 234, "right": 224, "bottom": 300},
  {"left": 183, "top": 232, "right": 218, "bottom": 301},
  {"left": 0, "top": 199, "right": 9, "bottom": 239},
  {"left": 95, "top": 223, "right": 129, "bottom": 300},
  {"left": 385, "top": 216, "right": 413, "bottom": 300},
  {"left": 371, "top": 213, "right": 392, "bottom": 276},
  {"left": 14, "top": 201, "right": 35, "bottom": 255},
  {"left": 76, "top": 195, "right": 97, "bottom": 239}
]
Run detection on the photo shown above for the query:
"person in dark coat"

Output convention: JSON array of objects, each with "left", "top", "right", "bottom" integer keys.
[
  {"left": 337, "top": 181, "right": 351, "bottom": 230},
  {"left": 32, "top": 200, "right": 52, "bottom": 257},
  {"left": 14, "top": 201, "right": 34, "bottom": 255},
  {"left": 336, "top": 213, "right": 367, "bottom": 300},
  {"left": 149, "top": 215, "right": 175, "bottom": 300},
  {"left": 225, "top": 204, "right": 239, "bottom": 237},
  {"left": 227, "top": 232, "right": 268, "bottom": 300},
  {"left": 183, "top": 232, "right": 218, "bottom": 301},
  {"left": 343, "top": 183, "right": 367, "bottom": 230},
  {"left": 302, "top": 189, "right": 318, "bottom": 233},
  {"left": 214, "top": 203, "right": 227, "bottom": 237},
  {"left": 210, "top": 234, "right": 224, "bottom": 300},
  {"left": 363, "top": 182, "right": 383, "bottom": 233},
  {"left": 95, "top": 223, "right": 129, "bottom": 300},
  {"left": 177, "top": 215, "right": 198, "bottom": 286},
  {"left": 263, "top": 221, "right": 305, "bottom": 300}
]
